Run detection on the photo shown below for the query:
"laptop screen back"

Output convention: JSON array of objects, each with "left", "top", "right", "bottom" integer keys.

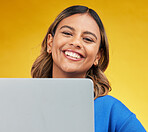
[{"left": 0, "top": 78, "right": 94, "bottom": 132}]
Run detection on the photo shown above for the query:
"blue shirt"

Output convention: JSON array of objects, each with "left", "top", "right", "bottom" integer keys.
[{"left": 94, "top": 95, "right": 146, "bottom": 132}]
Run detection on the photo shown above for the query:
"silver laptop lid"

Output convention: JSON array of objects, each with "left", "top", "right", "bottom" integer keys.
[{"left": 0, "top": 78, "right": 94, "bottom": 132}]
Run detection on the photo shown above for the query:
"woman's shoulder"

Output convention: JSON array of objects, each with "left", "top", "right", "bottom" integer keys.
[
  {"left": 94, "top": 95, "right": 146, "bottom": 131},
  {"left": 95, "top": 94, "right": 124, "bottom": 104},
  {"left": 94, "top": 95, "right": 133, "bottom": 123},
  {"left": 94, "top": 95, "right": 129, "bottom": 111}
]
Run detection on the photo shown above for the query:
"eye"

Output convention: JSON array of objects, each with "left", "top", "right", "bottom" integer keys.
[
  {"left": 83, "top": 37, "right": 94, "bottom": 43},
  {"left": 62, "top": 31, "right": 73, "bottom": 36}
]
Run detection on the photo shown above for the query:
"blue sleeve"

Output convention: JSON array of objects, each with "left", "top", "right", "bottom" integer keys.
[
  {"left": 118, "top": 114, "right": 146, "bottom": 132},
  {"left": 110, "top": 99, "right": 146, "bottom": 132},
  {"left": 94, "top": 95, "right": 146, "bottom": 132}
]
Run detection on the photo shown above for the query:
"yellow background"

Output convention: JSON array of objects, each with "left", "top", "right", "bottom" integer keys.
[{"left": 0, "top": 0, "right": 148, "bottom": 130}]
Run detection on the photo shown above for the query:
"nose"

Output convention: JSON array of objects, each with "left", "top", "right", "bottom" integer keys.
[{"left": 70, "top": 36, "right": 82, "bottom": 49}]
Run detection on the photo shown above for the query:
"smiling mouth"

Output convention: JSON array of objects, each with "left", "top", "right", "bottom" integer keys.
[{"left": 63, "top": 50, "right": 84, "bottom": 59}]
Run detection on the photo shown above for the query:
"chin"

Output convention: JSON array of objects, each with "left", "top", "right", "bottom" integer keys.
[
  {"left": 61, "top": 67, "right": 86, "bottom": 78},
  {"left": 61, "top": 67, "right": 78, "bottom": 73}
]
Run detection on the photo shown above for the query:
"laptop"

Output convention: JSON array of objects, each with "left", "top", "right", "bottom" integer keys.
[{"left": 0, "top": 78, "right": 94, "bottom": 132}]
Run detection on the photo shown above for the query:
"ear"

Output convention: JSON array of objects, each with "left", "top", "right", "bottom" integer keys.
[
  {"left": 94, "top": 51, "right": 101, "bottom": 66},
  {"left": 47, "top": 34, "right": 53, "bottom": 54}
]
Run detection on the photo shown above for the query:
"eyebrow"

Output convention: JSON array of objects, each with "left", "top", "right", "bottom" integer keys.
[
  {"left": 60, "top": 25, "right": 75, "bottom": 31},
  {"left": 83, "top": 31, "right": 97, "bottom": 40},
  {"left": 60, "top": 25, "right": 98, "bottom": 40}
]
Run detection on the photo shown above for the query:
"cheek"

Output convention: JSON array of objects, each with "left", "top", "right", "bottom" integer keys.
[
  {"left": 52, "top": 36, "right": 67, "bottom": 51},
  {"left": 87, "top": 46, "right": 99, "bottom": 59},
  {"left": 51, "top": 39, "right": 60, "bottom": 51}
]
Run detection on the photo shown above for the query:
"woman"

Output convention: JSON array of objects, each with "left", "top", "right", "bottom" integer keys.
[{"left": 31, "top": 5, "right": 146, "bottom": 132}]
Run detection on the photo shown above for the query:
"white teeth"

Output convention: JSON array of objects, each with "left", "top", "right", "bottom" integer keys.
[
  {"left": 70, "top": 52, "right": 73, "bottom": 56},
  {"left": 65, "top": 51, "right": 81, "bottom": 59}
]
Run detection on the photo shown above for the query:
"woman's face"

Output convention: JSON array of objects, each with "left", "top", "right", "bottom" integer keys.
[{"left": 47, "top": 13, "right": 101, "bottom": 78}]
